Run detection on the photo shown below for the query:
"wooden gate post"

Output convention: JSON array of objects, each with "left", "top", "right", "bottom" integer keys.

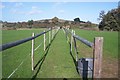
[
  {"left": 31, "top": 33, "right": 35, "bottom": 71},
  {"left": 93, "top": 37, "right": 103, "bottom": 78},
  {"left": 44, "top": 30, "right": 46, "bottom": 51}
]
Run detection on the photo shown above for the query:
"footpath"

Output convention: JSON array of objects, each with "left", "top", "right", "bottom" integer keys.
[{"left": 32, "top": 29, "right": 80, "bottom": 78}]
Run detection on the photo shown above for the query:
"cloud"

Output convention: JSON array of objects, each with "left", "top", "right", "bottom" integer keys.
[
  {"left": 53, "top": 2, "right": 67, "bottom": 8},
  {"left": 28, "top": 6, "right": 43, "bottom": 15},
  {"left": 15, "top": 3, "right": 23, "bottom": 7},
  {"left": 28, "top": 10, "right": 42, "bottom": 15},
  {"left": 54, "top": 2, "right": 67, "bottom": 6},
  {"left": 31, "top": 6, "right": 37, "bottom": 9},
  {"left": 11, "top": 6, "right": 43, "bottom": 15}
]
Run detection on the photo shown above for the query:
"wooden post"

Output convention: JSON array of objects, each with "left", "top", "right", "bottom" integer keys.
[
  {"left": 49, "top": 29, "right": 50, "bottom": 44},
  {"left": 71, "top": 30, "right": 73, "bottom": 52},
  {"left": 51, "top": 29, "right": 52, "bottom": 40},
  {"left": 52, "top": 30, "right": 54, "bottom": 39},
  {"left": 73, "top": 31, "right": 78, "bottom": 62},
  {"left": 31, "top": 33, "right": 34, "bottom": 71},
  {"left": 67, "top": 30, "right": 69, "bottom": 43},
  {"left": 53, "top": 29, "right": 54, "bottom": 39},
  {"left": 63, "top": 29, "right": 65, "bottom": 33},
  {"left": 44, "top": 30, "right": 46, "bottom": 51},
  {"left": 55, "top": 29, "right": 56, "bottom": 34},
  {"left": 93, "top": 37, "right": 103, "bottom": 78}
]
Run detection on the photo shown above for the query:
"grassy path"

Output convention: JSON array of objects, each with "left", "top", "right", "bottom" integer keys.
[{"left": 32, "top": 29, "right": 80, "bottom": 78}]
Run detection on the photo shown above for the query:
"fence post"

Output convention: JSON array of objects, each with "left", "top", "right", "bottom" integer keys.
[
  {"left": 71, "top": 30, "right": 73, "bottom": 52},
  {"left": 73, "top": 31, "right": 78, "bottom": 62},
  {"left": 31, "top": 33, "right": 34, "bottom": 71},
  {"left": 44, "top": 30, "right": 46, "bottom": 51},
  {"left": 49, "top": 29, "right": 50, "bottom": 44},
  {"left": 51, "top": 29, "right": 52, "bottom": 40},
  {"left": 67, "top": 29, "right": 69, "bottom": 43},
  {"left": 93, "top": 37, "right": 103, "bottom": 78},
  {"left": 52, "top": 30, "right": 54, "bottom": 39},
  {"left": 63, "top": 28, "right": 64, "bottom": 33}
]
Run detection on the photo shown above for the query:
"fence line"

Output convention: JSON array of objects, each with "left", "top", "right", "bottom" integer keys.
[
  {"left": 31, "top": 28, "right": 60, "bottom": 72},
  {"left": 2, "top": 28, "right": 59, "bottom": 78},
  {"left": 7, "top": 28, "right": 57, "bottom": 78},
  {"left": 34, "top": 36, "right": 49, "bottom": 51},
  {"left": 64, "top": 28, "right": 103, "bottom": 79},
  {"left": 73, "top": 35, "right": 93, "bottom": 48},
  {"left": 64, "top": 28, "right": 93, "bottom": 48},
  {"left": 0, "top": 29, "right": 51, "bottom": 51}
]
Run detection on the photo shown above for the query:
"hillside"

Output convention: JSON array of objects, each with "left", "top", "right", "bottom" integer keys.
[{"left": 1, "top": 17, "right": 98, "bottom": 30}]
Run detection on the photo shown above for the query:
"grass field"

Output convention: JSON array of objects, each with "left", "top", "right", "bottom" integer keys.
[
  {"left": 74, "top": 29, "right": 118, "bottom": 59},
  {"left": 2, "top": 29, "right": 46, "bottom": 78},
  {"left": 2, "top": 29, "right": 118, "bottom": 78},
  {"left": 69, "top": 29, "right": 118, "bottom": 78}
]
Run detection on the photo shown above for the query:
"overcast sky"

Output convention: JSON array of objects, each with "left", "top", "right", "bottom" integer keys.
[{"left": 1, "top": 2, "right": 118, "bottom": 24}]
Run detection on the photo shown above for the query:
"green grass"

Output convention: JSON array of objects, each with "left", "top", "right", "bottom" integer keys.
[
  {"left": 2, "top": 29, "right": 48, "bottom": 78},
  {"left": 2, "top": 28, "right": 118, "bottom": 78},
  {"left": 34, "top": 30, "right": 80, "bottom": 78},
  {"left": 73, "top": 29, "right": 118, "bottom": 59},
  {"left": 2, "top": 29, "right": 80, "bottom": 78}
]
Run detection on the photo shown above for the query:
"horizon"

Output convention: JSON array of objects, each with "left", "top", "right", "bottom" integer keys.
[{"left": 1, "top": 2, "right": 118, "bottom": 24}]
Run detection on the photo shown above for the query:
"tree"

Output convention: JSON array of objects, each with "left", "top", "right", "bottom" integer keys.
[
  {"left": 52, "top": 17, "right": 58, "bottom": 25},
  {"left": 98, "top": 8, "right": 120, "bottom": 31},
  {"left": 97, "top": 10, "right": 105, "bottom": 22},
  {"left": 64, "top": 21, "right": 69, "bottom": 26},
  {"left": 74, "top": 17, "right": 80, "bottom": 22},
  {"left": 28, "top": 20, "right": 33, "bottom": 28},
  {"left": 118, "top": 1, "right": 120, "bottom": 8},
  {"left": 84, "top": 21, "right": 92, "bottom": 27}
]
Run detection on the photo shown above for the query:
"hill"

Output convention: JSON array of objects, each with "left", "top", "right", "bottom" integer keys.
[{"left": 1, "top": 17, "right": 98, "bottom": 30}]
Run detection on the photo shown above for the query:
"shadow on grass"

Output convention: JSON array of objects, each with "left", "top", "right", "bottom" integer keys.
[
  {"left": 31, "top": 30, "right": 59, "bottom": 80},
  {"left": 68, "top": 42, "right": 93, "bottom": 80},
  {"left": 68, "top": 42, "right": 79, "bottom": 74},
  {"left": 63, "top": 29, "right": 79, "bottom": 74}
]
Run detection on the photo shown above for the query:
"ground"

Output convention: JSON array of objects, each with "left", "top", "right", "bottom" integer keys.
[{"left": 2, "top": 29, "right": 118, "bottom": 78}]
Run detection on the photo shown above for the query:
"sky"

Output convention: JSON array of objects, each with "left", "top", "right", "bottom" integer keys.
[{"left": 1, "top": 2, "right": 119, "bottom": 24}]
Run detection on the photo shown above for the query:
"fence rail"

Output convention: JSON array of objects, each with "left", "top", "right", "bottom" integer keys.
[
  {"left": 64, "top": 28, "right": 103, "bottom": 79},
  {"left": 73, "top": 35, "right": 93, "bottom": 48},
  {"left": 64, "top": 28, "right": 93, "bottom": 48},
  {"left": 2, "top": 28, "right": 59, "bottom": 78},
  {"left": 0, "top": 29, "right": 51, "bottom": 51}
]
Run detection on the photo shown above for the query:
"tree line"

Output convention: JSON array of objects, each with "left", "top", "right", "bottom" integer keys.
[
  {"left": 98, "top": 4, "right": 120, "bottom": 31},
  {"left": 1, "top": 17, "right": 97, "bottom": 30}
]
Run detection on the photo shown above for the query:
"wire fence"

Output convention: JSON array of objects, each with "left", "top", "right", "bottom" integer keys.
[
  {"left": 2, "top": 28, "right": 60, "bottom": 78},
  {"left": 2, "top": 27, "right": 103, "bottom": 79},
  {"left": 64, "top": 28, "right": 103, "bottom": 79}
]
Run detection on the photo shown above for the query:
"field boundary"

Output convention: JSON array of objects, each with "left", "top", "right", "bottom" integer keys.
[
  {"left": 1, "top": 28, "right": 60, "bottom": 78},
  {"left": 64, "top": 28, "right": 103, "bottom": 79}
]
